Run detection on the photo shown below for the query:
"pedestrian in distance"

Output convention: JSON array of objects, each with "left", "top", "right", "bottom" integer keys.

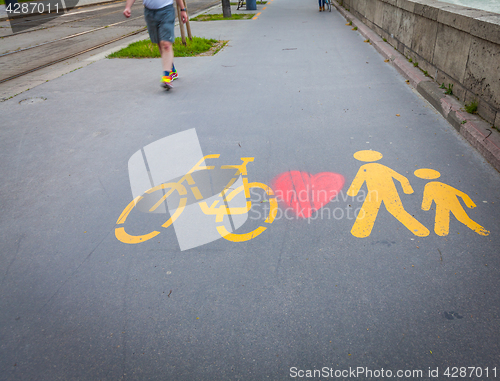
[
  {"left": 318, "top": 0, "right": 325, "bottom": 12},
  {"left": 123, "top": 0, "right": 187, "bottom": 90}
]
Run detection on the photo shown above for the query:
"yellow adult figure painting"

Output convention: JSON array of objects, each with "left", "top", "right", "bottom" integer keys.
[
  {"left": 347, "top": 150, "right": 430, "bottom": 238},
  {"left": 414, "top": 168, "right": 490, "bottom": 236}
]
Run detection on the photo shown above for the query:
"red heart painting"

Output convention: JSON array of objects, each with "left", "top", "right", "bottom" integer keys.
[{"left": 272, "top": 171, "right": 345, "bottom": 218}]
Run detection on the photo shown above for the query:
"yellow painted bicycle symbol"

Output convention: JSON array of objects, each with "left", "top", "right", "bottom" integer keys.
[{"left": 115, "top": 155, "right": 278, "bottom": 244}]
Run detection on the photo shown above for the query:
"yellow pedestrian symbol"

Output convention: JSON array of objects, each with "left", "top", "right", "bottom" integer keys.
[
  {"left": 414, "top": 168, "right": 489, "bottom": 236},
  {"left": 347, "top": 150, "right": 430, "bottom": 238}
]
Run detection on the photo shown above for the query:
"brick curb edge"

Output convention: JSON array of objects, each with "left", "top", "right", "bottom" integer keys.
[{"left": 332, "top": 0, "right": 500, "bottom": 172}]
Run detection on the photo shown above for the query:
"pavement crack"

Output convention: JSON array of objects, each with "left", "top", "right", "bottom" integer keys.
[
  {"left": 484, "top": 129, "right": 492, "bottom": 140},
  {"left": 38, "top": 227, "right": 112, "bottom": 312},
  {"left": 1, "top": 233, "right": 25, "bottom": 286},
  {"left": 275, "top": 218, "right": 290, "bottom": 279},
  {"left": 98, "top": 176, "right": 111, "bottom": 200}
]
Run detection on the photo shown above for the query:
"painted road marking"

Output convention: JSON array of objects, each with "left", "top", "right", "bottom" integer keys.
[
  {"left": 346, "top": 150, "right": 489, "bottom": 238},
  {"left": 116, "top": 154, "right": 277, "bottom": 247},
  {"left": 415, "top": 168, "right": 490, "bottom": 236},
  {"left": 347, "top": 150, "right": 430, "bottom": 238},
  {"left": 117, "top": 141, "right": 490, "bottom": 249},
  {"left": 272, "top": 171, "right": 345, "bottom": 218}
]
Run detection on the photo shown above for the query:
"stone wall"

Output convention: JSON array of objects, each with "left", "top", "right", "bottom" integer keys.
[{"left": 340, "top": 0, "right": 500, "bottom": 128}]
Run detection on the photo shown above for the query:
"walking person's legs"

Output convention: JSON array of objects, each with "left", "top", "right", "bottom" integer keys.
[
  {"left": 126, "top": 0, "right": 185, "bottom": 89},
  {"left": 144, "top": 4, "right": 179, "bottom": 89},
  {"left": 159, "top": 40, "right": 174, "bottom": 75}
]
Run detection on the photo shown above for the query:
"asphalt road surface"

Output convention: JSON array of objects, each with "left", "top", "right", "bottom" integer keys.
[{"left": 1, "top": 0, "right": 499, "bottom": 380}]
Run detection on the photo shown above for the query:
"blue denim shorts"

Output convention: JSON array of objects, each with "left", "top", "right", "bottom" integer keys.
[{"left": 144, "top": 4, "right": 175, "bottom": 44}]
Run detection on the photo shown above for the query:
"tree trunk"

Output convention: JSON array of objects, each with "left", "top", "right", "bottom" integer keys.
[{"left": 222, "top": 0, "right": 231, "bottom": 18}]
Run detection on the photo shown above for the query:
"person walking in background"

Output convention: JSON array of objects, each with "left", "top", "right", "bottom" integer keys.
[
  {"left": 124, "top": 0, "right": 187, "bottom": 89},
  {"left": 318, "top": 0, "right": 325, "bottom": 11}
]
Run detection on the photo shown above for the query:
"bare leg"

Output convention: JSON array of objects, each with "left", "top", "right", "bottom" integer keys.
[{"left": 158, "top": 40, "right": 173, "bottom": 73}]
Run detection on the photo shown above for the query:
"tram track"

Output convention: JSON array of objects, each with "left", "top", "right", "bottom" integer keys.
[
  {"left": 3, "top": 0, "right": 125, "bottom": 26},
  {"left": 1, "top": 5, "right": 127, "bottom": 38},
  {"left": 0, "top": 26, "right": 146, "bottom": 83},
  {"left": 0, "top": 1, "right": 147, "bottom": 83},
  {"left": 0, "top": 15, "right": 143, "bottom": 57}
]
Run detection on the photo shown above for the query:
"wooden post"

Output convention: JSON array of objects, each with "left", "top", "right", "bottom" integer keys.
[
  {"left": 176, "top": 3, "right": 186, "bottom": 45},
  {"left": 183, "top": 0, "right": 192, "bottom": 40}
]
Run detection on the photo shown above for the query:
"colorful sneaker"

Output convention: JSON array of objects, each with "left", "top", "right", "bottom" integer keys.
[
  {"left": 170, "top": 69, "right": 178, "bottom": 80},
  {"left": 161, "top": 75, "right": 173, "bottom": 90}
]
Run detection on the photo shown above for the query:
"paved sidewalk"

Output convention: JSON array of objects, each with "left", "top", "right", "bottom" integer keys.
[{"left": 1, "top": 0, "right": 500, "bottom": 379}]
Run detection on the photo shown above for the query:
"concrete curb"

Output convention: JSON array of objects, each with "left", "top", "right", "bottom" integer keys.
[
  {"left": 332, "top": 0, "right": 500, "bottom": 172},
  {"left": 0, "top": 0, "right": 123, "bottom": 22}
]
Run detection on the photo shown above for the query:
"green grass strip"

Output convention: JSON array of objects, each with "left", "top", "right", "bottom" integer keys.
[
  {"left": 190, "top": 13, "right": 254, "bottom": 21},
  {"left": 107, "top": 36, "right": 219, "bottom": 59}
]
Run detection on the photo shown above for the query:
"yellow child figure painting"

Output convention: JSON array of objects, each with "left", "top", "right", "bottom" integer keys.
[
  {"left": 347, "top": 150, "right": 430, "bottom": 238},
  {"left": 414, "top": 168, "right": 489, "bottom": 236}
]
